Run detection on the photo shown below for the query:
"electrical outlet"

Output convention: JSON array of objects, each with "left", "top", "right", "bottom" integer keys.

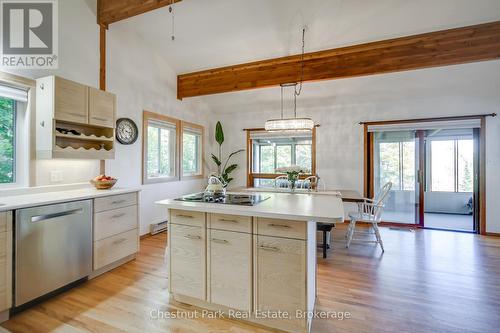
[{"left": 50, "top": 170, "right": 63, "bottom": 183}]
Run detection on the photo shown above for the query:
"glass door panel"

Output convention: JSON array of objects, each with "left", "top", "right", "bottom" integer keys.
[{"left": 373, "top": 131, "right": 420, "bottom": 224}]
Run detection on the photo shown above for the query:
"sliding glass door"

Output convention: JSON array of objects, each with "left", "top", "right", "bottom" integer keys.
[{"left": 372, "top": 131, "right": 421, "bottom": 225}]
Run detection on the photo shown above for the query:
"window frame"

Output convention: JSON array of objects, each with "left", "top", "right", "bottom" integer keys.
[
  {"left": 142, "top": 111, "right": 205, "bottom": 185},
  {"left": 0, "top": 73, "right": 32, "bottom": 189},
  {"left": 142, "top": 111, "right": 181, "bottom": 184},
  {"left": 180, "top": 121, "right": 204, "bottom": 180},
  {"left": 246, "top": 127, "right": 317, "bottom": 187}
]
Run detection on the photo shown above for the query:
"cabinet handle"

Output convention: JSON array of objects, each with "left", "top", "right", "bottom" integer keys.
[
  {"left": 219, "top": 218, "right": 238, "bottom": 223},
  {"left": 112, "top": 200, "right": 126, "bottom": 204},
  {"left": 184, "top": 234, "right": 201, "bottom": 240},
  {"left": 259, "top": 245, "right": 280, "bottom": 252},
  {"left": 111, "top": 213, "right": 126, "bottom": 219},
  {"left": 211, "top": 238, "right": 229, "bottom": 244},
  {"left": 92, "top": 116, "right": 108, "bottom": 121},
  {"left": 67, "top": 112, "right": 85, "bottom": 118},
  {"left": 177, "top": 214, "right": 194, "bottom": 219},
  {"left": 268, "top": 223, "right": 291, "bottom": 229},
  {"left": 113, "top": 238, "right": 127, "bottom": 245}
]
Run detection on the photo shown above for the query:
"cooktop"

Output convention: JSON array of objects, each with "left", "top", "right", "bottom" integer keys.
[{"left": 175, "top": 193, "right": 269, "bottom": 206}]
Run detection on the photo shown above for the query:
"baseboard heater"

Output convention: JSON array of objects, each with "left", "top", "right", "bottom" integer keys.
[{"left": 150, "top": 220, "right": 168, "bottom": 235}]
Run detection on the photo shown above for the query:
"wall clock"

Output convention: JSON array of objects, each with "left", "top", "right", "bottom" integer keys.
[{"left": 116, "top": 118, "right": 139, "bottom": 145}]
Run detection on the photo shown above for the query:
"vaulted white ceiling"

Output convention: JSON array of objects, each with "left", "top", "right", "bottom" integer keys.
[
  {"left": 117, "top": 0, "right": 500, "bottom": 74},
  {"left": 112, "top": 0, "right": 500, "bottom": 114}
]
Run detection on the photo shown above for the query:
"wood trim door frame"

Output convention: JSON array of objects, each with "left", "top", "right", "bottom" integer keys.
[{"left": 363, "top": 114, "right": 492, "bottom": 234}]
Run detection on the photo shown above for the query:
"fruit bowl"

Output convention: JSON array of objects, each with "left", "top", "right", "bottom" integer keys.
[{"left": 90, "top": 175, "right": 117, "bottom": 190}]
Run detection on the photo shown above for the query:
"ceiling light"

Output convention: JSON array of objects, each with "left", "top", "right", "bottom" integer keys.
[{"left": 265, "top": 28, "right": 314, "bottom": 132}]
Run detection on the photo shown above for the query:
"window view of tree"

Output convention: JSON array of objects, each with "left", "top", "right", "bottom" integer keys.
[
  {"left": 296, "top": 145, "right": 311, "bottom": 171},
  {"left": 431, "top": 139, "right": 473, "bottom": 193},
  {"left": 378, "top": 141, "right": 415, "bottom": 191},
  {"left": 276, "top": 145, "right": 292, "bottom": 170},
  {"left": 147, "top": 123, "right": 175, "bottom": 179},
  {"left": 182, "top": 132, "right": 201, "bottom": 175},
  {"left": 379, "top": 142, "right": 401, "bottom": 190},
  {"left": 401, "top": 141, "right": 415, "bottom": 191},
  {"left": 0, "top": 97, "right": 15, "bottom": 184},
  {"left": 458, "top": 140, "right": 473, "bottom": 192},
  {"left": 259, "top": 145, "right": 274, "bottom": 173}
]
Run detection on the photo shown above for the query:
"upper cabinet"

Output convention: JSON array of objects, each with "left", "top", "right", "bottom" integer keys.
[
  {"left": 89, "top": 88, "right": 116, "bottom": 128},
  {"left": 36, "top": 76, "right": 117, "bottom": 160},
  {"left": 54, "top": 77, "right": 88, "bottom": 123}
]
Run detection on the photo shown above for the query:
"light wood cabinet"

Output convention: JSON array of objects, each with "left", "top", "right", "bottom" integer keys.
[
  {"left": 36, "top": 75, "right": 117, "bottom": 160},
  {"left": 255, "top": 235, "right": 307, "bottom": 331},
  {"left": 54, "top": 76, "right": 88, "bottom": 123},
  {"left": 168, "top": 211, "right": 316, "bottom": 333},
  {"left": 210, "top": 213, "right": 252, "bottom": 233},
  {"left": 208, "top": 229, "right": 252, "bottom": 311},
  {"left": 89, "top": 88, "right": 116, "bottom": 128},
  {"left": 0, "top": 212, "right": 12, "bottom": 312},
  {"left": 92, "top": 193, "right": 139, "bottom": 273},
  {"left": 169, "top": 223, "right": 206, "bottom": 300}
]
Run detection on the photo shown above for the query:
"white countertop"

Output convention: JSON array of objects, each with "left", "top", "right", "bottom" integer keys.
[
  {"left": 0, "top": 187, "right": 140, "bottom": 212},
  {"left": 156, "top": 191, "right": 344, "bottom": 223}
]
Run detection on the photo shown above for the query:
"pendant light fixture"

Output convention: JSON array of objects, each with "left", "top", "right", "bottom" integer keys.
[{"left": 265, "top": 28, "right": 314, "bottom": 132}]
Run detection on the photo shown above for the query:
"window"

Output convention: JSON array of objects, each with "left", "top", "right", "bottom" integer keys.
[
  {"left": 0, "top": 81, "right": 29, "bottom": 187},
  {"left": 142, "top": 111, "right": 204, "bottom": 184},
  {"left": 378, "top": 140, "right": 415, "bottom": 191},
  {"left": 430, "top": 139, "right": 473, "bottom": 192},
  {"left": 0, "top": 97, "right": 16, "bottom": 184},
  {"left": 182, "top": 123, "right": 203, "bottom": 178},
  {"left": 247, "top": 129, "right": 316, "bottom": 187}
]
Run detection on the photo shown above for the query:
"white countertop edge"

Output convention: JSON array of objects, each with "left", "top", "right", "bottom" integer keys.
[
  {"left": 155, "top": 194, "right": 344, "bottom": 224},
  {"left": 0, "top": 187, "right": 141, "bottom": 212}
]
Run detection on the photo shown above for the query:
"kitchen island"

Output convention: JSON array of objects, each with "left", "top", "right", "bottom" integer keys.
[{"left": 156, "top": 192, "right": 344, "bottom": 333}]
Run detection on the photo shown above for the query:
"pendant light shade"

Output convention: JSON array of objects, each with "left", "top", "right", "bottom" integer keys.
[{"left": 265, "top": 117, "right": 314, "bottom": 132}]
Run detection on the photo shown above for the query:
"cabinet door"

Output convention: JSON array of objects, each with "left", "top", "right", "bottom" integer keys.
[
  {"left": 169, "top": 224, "right": 206, "bottom": 300},
  {"left": 54, "top": 77, "right": 88, "bottom": 123},
  {"left": 209, "top": 230, "right": 251, "bottom": 311},
  {"left": 255, "top": 235, "right": 307, "bottom": 330},
  {"left": 0, "top": 212, "right": 12, "bottom": 311},
  {"left": 89, "top": 87, "right": 115, "bottom": 128}
]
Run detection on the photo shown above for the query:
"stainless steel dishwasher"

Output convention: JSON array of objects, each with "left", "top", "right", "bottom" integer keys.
[{"left": 15, "top": 200, "right": 92, "bottom": 307}]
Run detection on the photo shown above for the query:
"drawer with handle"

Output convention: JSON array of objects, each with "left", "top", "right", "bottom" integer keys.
[
  {"left": 93, "top": 228, "right": 138, "bottom": 270},
  {"left": 256, "top": 217, "right": 306, "bottom": 240},
  {"left": 209, "top": 213, "right": 251, "bottom": 233},
  {"left": 94, "top": 193, "right": 137, "bottom": 213},
  {"left": 94, "top": 205, "right": 138, "bottom": 241},
  {"left": 170, "top": 209, "right": 205, "bottom": 228}
]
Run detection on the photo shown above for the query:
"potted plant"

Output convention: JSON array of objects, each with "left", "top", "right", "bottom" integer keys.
[
  {"left": 276, "top": 165, "right": 309, "bottom": 191},
  {"left": 211, "top": 121, "right": 244, "bottom": 187}
]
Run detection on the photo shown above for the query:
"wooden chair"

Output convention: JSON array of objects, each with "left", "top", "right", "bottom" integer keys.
[
  {"left": 274, "top": 175, "right": 289, "bottom": 188},
  {"left": 346, "top": 182, "right": 392, "bottom": 252}
]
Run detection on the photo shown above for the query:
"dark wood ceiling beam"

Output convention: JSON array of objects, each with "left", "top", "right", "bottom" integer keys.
[
  {"left": 177, "top": 20, "right": 500, "bottom": 99},
  {"left": 98, "top": 0, "right": 182, "bottom": 26}
]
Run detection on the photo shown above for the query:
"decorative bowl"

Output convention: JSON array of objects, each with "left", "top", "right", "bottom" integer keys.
[{"left": 90, "top": 178, "right": 117, "bottom": 190}]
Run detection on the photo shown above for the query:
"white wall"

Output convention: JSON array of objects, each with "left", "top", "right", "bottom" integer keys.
[
  {"left": 105, "top": 22, "right": 214, "bottom": 235},
  {"left": 206, "top": 60, "right": 500, "bottom": 233},
  {"left": 1, "top": 0, "right": 101, "bottom": 185}
]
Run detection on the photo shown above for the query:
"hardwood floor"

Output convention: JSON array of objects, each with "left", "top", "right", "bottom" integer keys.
[{"left": 2, "top": 225, "right": 500, "bottom": 333}]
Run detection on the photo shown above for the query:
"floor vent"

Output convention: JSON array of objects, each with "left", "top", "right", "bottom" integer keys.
[
  {"left": 151, "top": 221, "right": 168, "bottom": 235},
  {"left": 389, "top": 227, "right": 415, "bottom": 232}
]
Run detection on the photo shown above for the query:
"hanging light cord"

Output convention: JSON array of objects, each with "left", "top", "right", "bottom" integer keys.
[
  {"left": 169, "top": 2, "right": 175, "bottom": 41},
  {"left": 281, "top": 84, "right": 284, "bottom": 119},
  {"left": 294, "top": 28, "right": 306, "bottom": 117}
]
